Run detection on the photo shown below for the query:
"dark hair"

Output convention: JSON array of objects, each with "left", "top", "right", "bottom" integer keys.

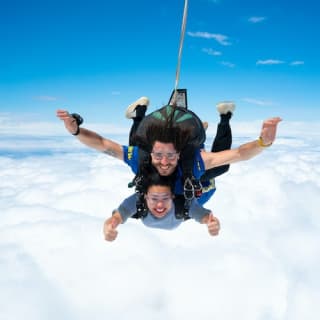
[
  {"left": 142, "top": 167, "right": 175, "bottom": 193},
  {"left": 134, "top": 106, "right": 193, "bottom": 153},
  {"left": 144, "top": 123, "right": 191, "bottom": 153}
]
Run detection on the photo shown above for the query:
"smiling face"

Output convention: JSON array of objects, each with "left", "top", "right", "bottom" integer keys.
[
  {"left": 145, "top": 185, "right": 174, "bottom": 218},
  {"left": 150, "top": 141, "right": 180, "bottom": 176}
]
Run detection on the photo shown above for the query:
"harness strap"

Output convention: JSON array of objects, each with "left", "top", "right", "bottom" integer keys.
[
  {"left": 131, "top": 175, "right": 148, "bottom": 219},
  {"left": 174, "top": 194, "right": 191, "bottom": 220},
  {"left": 180, "top": 145, "right": 203, "bottom": 206},
  {"left": 127, "top": 148, "right": 150, "bottom": 218}
]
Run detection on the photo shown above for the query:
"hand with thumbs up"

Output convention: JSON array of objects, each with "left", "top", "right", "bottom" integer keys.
[
  {"left": 103, "top": 212, "right": 123, "bottom": 242},
  {"left": 202, "top": 213, "right": 220, "bottom": 236}
]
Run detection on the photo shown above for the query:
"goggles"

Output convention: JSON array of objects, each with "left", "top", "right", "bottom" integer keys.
[
  {"left": 151, "top": 152, "right": 179, "bottom": 161},
  {"left": 145, "top": 193, "right": 172, "bottom": 205}
]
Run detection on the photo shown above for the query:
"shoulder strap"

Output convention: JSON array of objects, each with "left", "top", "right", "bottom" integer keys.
[
  {"left": 131, "top": 184, "right": 148, "bottom": 219},
  {"left": 174, "top": 195, "right": 191, "bottom": 220},
  {"left": 128, "top": 148, "right": 150, "bottom": 219},
  {"left": 128, "top": 148, "right": 150, "bottom": 188}
]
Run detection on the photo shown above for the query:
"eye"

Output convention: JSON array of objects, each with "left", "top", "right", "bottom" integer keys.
[{"left": 152, "top": 152, "right": 163, "bottom": 160}]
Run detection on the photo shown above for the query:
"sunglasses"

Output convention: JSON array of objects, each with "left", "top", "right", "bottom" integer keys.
[
  {"left": 145, "top": 194, "right": 172, "bottom": 205},
  {"left": 151, "top": 152, "right": 179, "bottom": 160}
]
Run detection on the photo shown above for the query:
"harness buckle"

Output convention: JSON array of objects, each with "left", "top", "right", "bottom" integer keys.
[
  {"left": 193, "top": 178, "right": 203, "bottom": 198},
  {"left": 184, "top": 177, "right": 194, "bottom": 200}
]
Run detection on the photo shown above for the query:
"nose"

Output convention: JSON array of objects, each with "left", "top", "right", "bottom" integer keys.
[
  {"left": 160, "top": 157, "right": 169, "bottom": 165},
  {"left": 156, "top": 200, "right": 165, "bottom": 207}
]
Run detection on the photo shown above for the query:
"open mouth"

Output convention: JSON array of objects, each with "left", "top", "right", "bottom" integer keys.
[
  {"left": 158, "top": 165, "right": 172, "bottom": 173},
  {"left": 153, "top": 207, "right": 167, "bottom": 217}
]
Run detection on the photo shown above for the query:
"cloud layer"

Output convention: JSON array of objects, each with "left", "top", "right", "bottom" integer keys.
[{"left": 1, "top": 122, "right": 319, "bottom": 319}]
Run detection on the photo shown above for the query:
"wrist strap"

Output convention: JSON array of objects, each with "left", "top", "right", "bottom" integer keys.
[
  {"left": 72, "top": 126, "right": 80, "bottom": 136},
  {"left": 258, "top": 136, "right": 272, "bottom": 148},
  {"left": 70, "top": 113, "right": 83, "bottom": 136}
]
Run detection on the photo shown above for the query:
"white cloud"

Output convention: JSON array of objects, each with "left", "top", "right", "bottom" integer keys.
[
  {"left": 187, "top": 31, "right": 231, "bottom": 45},
  {"left": 256, "top": 59, "right": 285, "bottom": 65},
  {"left": 202, "top": 48, "right": 222, "bottom": 56},
  {"left": 248, "top": 16, "right": 266, "bottom": 23},
  {"left": 290, "top": 60, "right": 304, "bottom": 66},
  {"left": 221, "top": 61, "right": 235, "bottom": 68},
  {"left": 242, "top": 97, "right": 274, "bottom": 106},
  {"left": 1, "top": 122, "right": 320, "bottom": 320}
]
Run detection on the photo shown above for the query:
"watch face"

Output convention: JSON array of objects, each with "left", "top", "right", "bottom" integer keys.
[{"left": 71, "top": 113, "right": 83, "bottom": 126}]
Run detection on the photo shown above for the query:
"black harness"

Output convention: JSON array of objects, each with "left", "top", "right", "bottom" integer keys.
[
  {"left": 129, "top": 143, "right": 203, "bottom": 221},
  {"left": 129, "top": 90, "right": 206, "bottom": 220}
]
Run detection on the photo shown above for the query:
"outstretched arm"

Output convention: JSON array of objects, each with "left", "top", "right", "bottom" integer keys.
[
  {"left": 103, "top": 211, "right": 123, "bottom": 242},
  {"left": 201, "top": 117, "right": 282, "bottom": 169},
  {"left": 56, "top": 109, "right": 124, "bottom": 160}
]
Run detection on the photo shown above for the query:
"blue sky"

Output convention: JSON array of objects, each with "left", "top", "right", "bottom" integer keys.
[{"left": 1, "top": 0, "right": 319, "bottom": 126}]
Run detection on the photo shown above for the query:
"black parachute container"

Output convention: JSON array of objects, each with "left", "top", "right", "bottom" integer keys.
[{"left": 134, "top": 89, "right": 205, "bottom": 152}]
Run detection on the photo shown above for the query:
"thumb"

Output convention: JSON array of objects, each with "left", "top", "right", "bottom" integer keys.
[
  {"left": 105, "top": 217, "right": 115, "bottom": 230},
  {"left": 111, "top": 219, "right": 117, "bottom": 229},
  {"left": 110, "top": 216, "right": 120, "bottom": 229},
  {"left": 207, "top": 213, "right": 215, "bottom": 223}
]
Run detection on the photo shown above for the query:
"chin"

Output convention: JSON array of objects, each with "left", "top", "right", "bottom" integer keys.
[
  {"left": 151, "top": 210, "right": 168, "bottom": 219},
  {"left": 159, "top": 171, "right": 170, "bottom": 176},
  {"left": 159, "top": 169, "right": 174, "bottom": 176}
]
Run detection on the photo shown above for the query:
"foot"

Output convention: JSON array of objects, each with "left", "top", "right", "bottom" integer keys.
[
  {"left": 125, "top": 96, "right": 150, "bottom": 119},
  {"left": 216, "top": 101, "right": 235, "bottom": 115}
]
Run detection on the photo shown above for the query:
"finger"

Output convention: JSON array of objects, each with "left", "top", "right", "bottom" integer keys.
[
  {"left": 266, "top": 117, "right": 282, "bottom": 123},
  {"left": 271, "top": 117, "right": 282, "bottom": 123},
  {"left": 209, "top": 221, "right": 219, "bottom": 229},
  {"left": 107, "top": 230, "right": 118, "bottom": 241},
  {"left": 56, "top": 110, "right": 69, "bottom": 117},
  {"left": 263, "top": 118, "right": 282, "bottom": 129},
  {"left": 208, "top": 214, "right": 220, "bottom": 225},
  {"left": 103, "top": 219, "right": 115, "bottom": 235},
  {"left": 111, "top": 219, "right": 118, "bottom": 229},
  {"left": 208, "top": 226, "right": 219, "bottom": 236},
  {"left": 107, "top": 223, "right": 115, "bottom": 232},
  {"left": 105, "top": 234, "right": 115, "bottom": 241},
  {"left": 208, "top": 218, "right": 220, "bottom": 231},
  {"left": 105, "top": 229, "right": 117, "bottom": 241},
  {"left": 56, "top": 111, "right": 73, "bottom": 121}
]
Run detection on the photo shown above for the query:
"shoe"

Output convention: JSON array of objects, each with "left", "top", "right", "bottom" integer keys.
[
  {"left": 125, "top": 96, "right": 150, "bottom": 119},
  {"left": 202, "top": 121, "right": 208, "bottom": 130},
  {"left": 216, "top": 101, "right": 235, "bottom": 115}
]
